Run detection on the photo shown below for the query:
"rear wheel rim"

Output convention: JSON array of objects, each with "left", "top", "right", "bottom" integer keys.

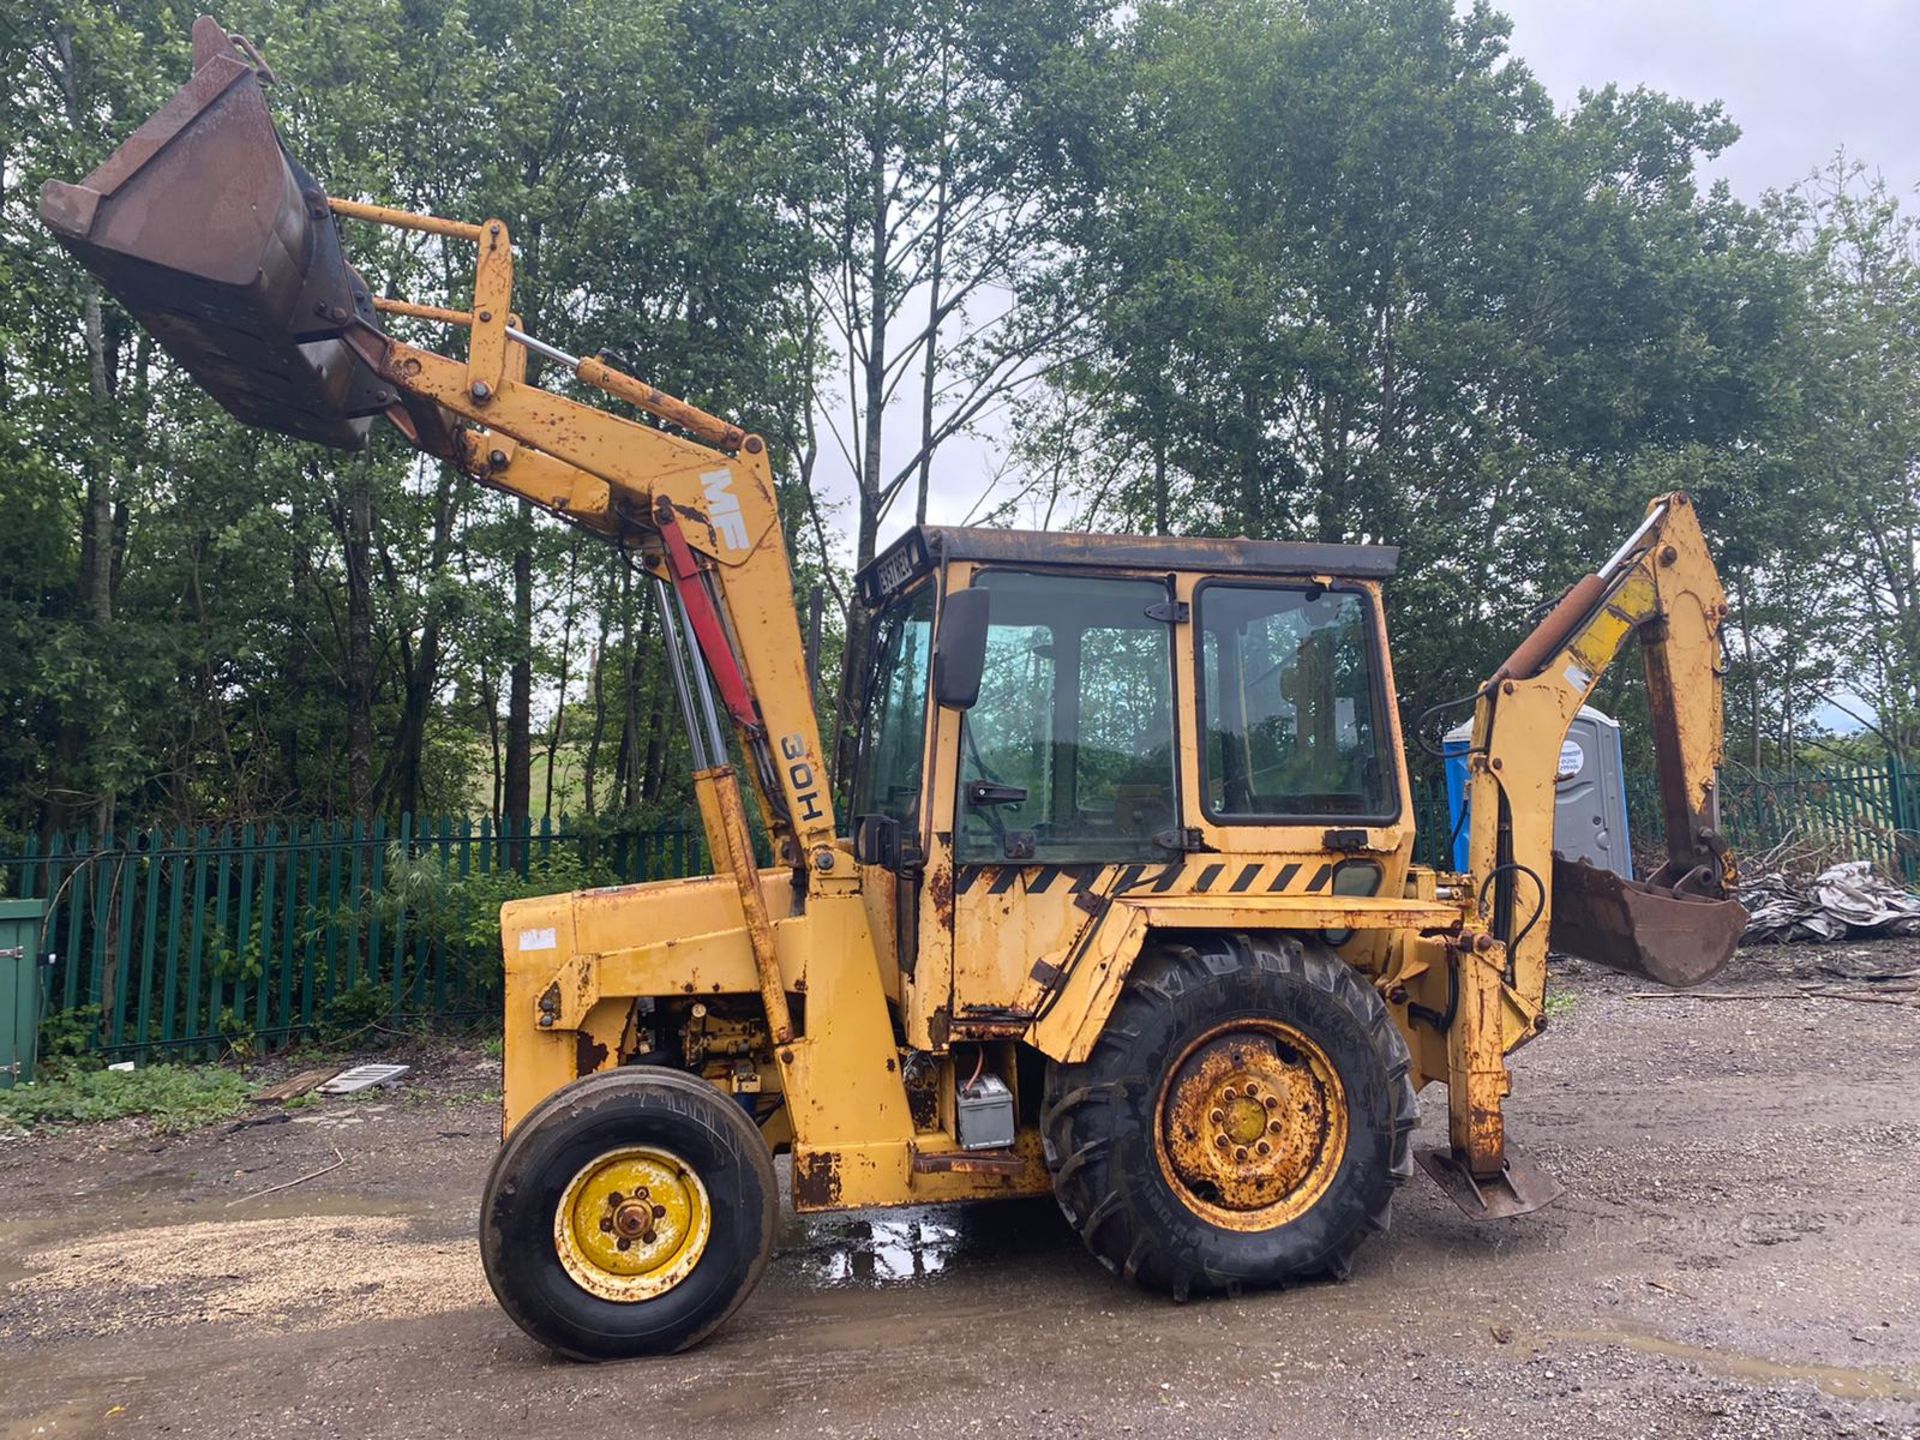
[
  {"left": 1155, "top": 1019, "right": 1349, "bottom": 1231},
  {"left": 553, "top": 1146, "right": 712, "bottom": 1301}
]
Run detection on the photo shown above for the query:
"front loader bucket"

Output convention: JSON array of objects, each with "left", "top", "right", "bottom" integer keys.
[
  {"left": 39, "top": 16, "right": 385, "bottom": 451},
  {"left": 1550, "top": 856, "right": 1748, "bottom": 988}
]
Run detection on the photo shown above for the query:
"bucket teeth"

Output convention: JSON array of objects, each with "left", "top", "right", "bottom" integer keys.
[{"left": 38, "top": 15, "right": 385, "bottom": 451}]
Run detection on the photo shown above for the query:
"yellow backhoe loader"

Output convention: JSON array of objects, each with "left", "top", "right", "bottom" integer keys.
[{"left": 45, "top": 19, "right": 1749, "bottom": 1360}]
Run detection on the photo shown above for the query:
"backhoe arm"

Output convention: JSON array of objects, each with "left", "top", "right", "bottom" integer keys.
[
  {"left": 1465, "top": 492, "right": 1747, "bottom": 1009},
  {"left": 1416, "top": 493, "right": 1748, "bottom": 1204}
]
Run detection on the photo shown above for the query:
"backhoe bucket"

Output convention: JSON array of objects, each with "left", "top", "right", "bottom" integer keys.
[
  {"left": 39, "top": 16, "right": 385, "bottom": 451},
  {"left": 1550, "top": 856, "right": 1748, "bottom": 988}
]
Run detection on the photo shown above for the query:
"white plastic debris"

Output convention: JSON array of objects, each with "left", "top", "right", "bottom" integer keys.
[
  {"left": 315, "top": 1063, "right": 410, "bottom": 1095},
  {"left": 1743, "top": 861, "right": 1920, "bottom": 944}
]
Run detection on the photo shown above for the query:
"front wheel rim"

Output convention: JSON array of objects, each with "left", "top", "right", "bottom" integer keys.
[
  {"left": 1155, "top": 1019, "right": 1349, "bottom": 1231},
  {"left": 553, "top": 1146, "right": 713, "bottom": 1301}
]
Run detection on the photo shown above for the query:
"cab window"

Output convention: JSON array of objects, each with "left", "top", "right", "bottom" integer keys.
[
  {"left": 851, "top": 584, "right": 935, "bottom": 826},
  {"left": 956, "top": 572, "right": 1177, "bottom": 863},
  {"left": 1198, "top": 584, "right": 1395, "bottom": 821}
]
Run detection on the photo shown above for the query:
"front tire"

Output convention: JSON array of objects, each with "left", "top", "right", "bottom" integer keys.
[
  {"left": 1041, "top": 932, "right": 1416, "bottom": 1299},
  {"left": 480, "top": 1068, "right": 777, "bottom": 1360}
]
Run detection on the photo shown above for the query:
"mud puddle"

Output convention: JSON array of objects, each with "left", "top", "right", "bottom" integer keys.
[{"left": 1553, "top": 1324, "right": 1920, "bottom": 1403}]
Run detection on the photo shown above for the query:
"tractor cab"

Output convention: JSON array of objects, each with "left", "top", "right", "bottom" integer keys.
[{"left": 849, "top": 527, "right": 1417, "bottom": 1048}]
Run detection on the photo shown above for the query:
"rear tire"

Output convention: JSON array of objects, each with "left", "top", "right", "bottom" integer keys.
[
  {"left": 480, "top": 1068, "right": 776, "bottom": 1360},
  {"left": 1041, "top": 932, "right": 1416, "bottom": 1298}
]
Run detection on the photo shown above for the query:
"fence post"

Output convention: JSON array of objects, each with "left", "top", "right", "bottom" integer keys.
[
  {"left": 366, "top": 815, "right": 388, "bottom": 993},
  {"left": 1891, "top": 756, "right": 1917, "bottom": 885},
  {"left": 17, "top": 832, "right": 38, "bottom": 899},
  {"left": 63, "top": 831, "right": 88, "bottom": 1013},
  {"left": 253, "top": 824, "right": 279, "bottom": 1037},
  {"left": 301, "top": 827, "right": 322, "bottom": 1032},
  {"left": 134, "top": 833, "right": 162, "bottom": 1053},
  {"left": 208, "top": 828, "right": 233, "bottom": 1060},
  {"left": 276, "top": 823, "right": 299, "bottom": 1037},
  {"left": 323, "top": 819, "right": 343, "bottom": 1007},
  {"left": 390, "top": 813, "right": 412, "bottom": 1012},
  {"left": 160, "top": 829, "right": 187, "bottom": 1049},
  {"left": 185, "top": 827, "right": 211, "bottom": 1055}
]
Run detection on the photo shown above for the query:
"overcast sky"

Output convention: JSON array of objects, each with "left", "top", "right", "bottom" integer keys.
[{"left": 1489, "top": 0, "right": 1920, "bottom": 202}]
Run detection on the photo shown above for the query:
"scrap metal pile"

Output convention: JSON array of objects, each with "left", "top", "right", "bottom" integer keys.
[{"left": 1742, "top": 861, "right": 1920, "bottom": 943}]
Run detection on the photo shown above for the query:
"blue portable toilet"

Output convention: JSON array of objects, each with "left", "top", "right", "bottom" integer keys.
[{"left": 1442, "top": 705, "right": 1633, "bottom": 879}]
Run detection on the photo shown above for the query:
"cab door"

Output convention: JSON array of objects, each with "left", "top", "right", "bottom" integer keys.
[{"left": 940, "top": 569, "right": 1182, "bottom": 1022}]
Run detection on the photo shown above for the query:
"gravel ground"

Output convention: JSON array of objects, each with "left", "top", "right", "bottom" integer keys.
[{"left": 0, "top": 938, "right": 1916, "bottom": 1439}]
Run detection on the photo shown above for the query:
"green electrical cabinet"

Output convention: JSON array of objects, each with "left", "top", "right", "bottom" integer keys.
[{"left": 1, "top": 898, "right": 49, "bottom": 1090}]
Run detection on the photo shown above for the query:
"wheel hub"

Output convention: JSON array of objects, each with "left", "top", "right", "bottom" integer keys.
[
  {"left": 1157, "top": 1020, "right": 1349, "bottom": 1230},
  {"left": 554, "top": 1147, "right": 712, "bottom": 1301}
]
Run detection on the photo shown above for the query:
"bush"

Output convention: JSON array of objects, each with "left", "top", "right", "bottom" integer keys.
[{"left": 0, "top": 1064, "right": 253, "bottom": 1135}]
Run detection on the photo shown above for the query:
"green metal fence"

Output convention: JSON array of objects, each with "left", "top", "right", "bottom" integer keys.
[
  {"left": 1413, "top": 760, "right": 1920, "bottom": 879},
  {"left": 4, "top": 761, "right": 1915, "bottom": 1060},
  {"left": 0, "top": 818, "right": 705, "bottom": 1059}
]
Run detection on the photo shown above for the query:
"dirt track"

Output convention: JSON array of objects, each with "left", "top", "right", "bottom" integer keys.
[{"left": 2, "top": 939, "right": 1917, "bottom": 1440}]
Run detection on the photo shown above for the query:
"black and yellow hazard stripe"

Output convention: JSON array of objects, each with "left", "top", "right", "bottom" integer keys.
[{"left": 954, "top": 858, "right": 1336, "bottom": 900}]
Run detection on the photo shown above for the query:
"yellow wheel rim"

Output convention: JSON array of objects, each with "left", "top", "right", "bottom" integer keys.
[
  {"left": 1155, "top": 1020, "right": 1349, "bottom": 1231},
  {"left": 554, "top": 1146, "right": 712, "bottom": 1302}
]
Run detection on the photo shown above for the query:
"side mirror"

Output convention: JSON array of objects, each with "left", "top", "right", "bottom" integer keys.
[
  {"left": 932, "top": 587, "right": 990, "bottom": 709},
  {"left": 852, "top": 814, "right": 901, "bottom": 869},
  {"left": 852, "top": 814, "right": 923, "bottom": 872}
]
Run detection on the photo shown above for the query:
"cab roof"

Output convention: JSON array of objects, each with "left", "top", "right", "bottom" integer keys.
[{"left": 856, "top": 525, "right": 1400, "bottom": 608}]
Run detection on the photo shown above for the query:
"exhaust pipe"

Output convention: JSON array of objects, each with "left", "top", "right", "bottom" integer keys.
[{"left": 39, "top": 16, "right": 386, "bottom": 451}]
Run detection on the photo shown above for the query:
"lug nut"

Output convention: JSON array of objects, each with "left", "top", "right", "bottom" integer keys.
[
  {"left": 1222, "top": 1086, "right": 1237, "bottom": 1100},
  {"left": 616, "top": 1237, "right": 631, "bottom": 1251},
  {"left": 1257, "top": 1141, "right": 1271, "bottom": 1156},
  {"left": 652, "top": 1204, "right": 666, "bottom": 1219},
  {"left": 1263, "top": 1095, "right": 1280, "bottom": 1111},
  {"left": 1210, "top": 1108, "right": 1226, "bottom": 1125},
  {"left": 1234, "top": 1147, "right": 1249, "bottom": 1163},
  {"left": 1268, "top": 1120, "right": 1282, "bottom": 1135},
  {"left": 599, "top": 1217, "right": 613, "bottom": 1233}
]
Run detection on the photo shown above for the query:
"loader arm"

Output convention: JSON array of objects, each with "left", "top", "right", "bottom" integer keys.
[{"left": 39, "top": 16, "right": 845, "bottom": 1045}]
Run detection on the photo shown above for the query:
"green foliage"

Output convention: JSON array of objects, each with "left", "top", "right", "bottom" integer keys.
[
  {"left": 34, "top": 1005, "right": 104, "bottom": 1077},
  {"left": 3, "top": 0, "right": 1917, "bottom": 852},
  {"left": 0, "top": 1063, "right": 252, "bottom": 1134},
  {"left": 315, "top": 976, "right": 388, "bottom": 1042}
]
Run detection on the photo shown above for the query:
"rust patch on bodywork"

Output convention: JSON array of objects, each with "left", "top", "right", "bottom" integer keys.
[
  {"left": 792, "top": 1150, "right": 842, "bottom": 1209},
  {"left": 575, "top": 1031, "right": 609, "bottom": 1074},
  {"left": 927, "top": 865, "right": 954, "bottom": 928}
]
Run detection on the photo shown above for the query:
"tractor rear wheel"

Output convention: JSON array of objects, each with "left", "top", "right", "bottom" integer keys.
[
  {"left": 1042, "top": 932, "right": 1416, "bottom": 1298},
  {"left": 480, "top": 1068, "right": 776, "bottom": 1360}
]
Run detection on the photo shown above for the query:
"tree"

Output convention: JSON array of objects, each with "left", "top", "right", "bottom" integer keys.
[
  {"left": 797, "top": 0, "right": 1114, "bottom": 785},
  {"left": 1029, "top": 0, "right": 1795, "bottom": 766}
]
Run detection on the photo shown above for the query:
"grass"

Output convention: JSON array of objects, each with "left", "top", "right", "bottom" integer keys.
[
  {"left": 0, "top": 1065, "right": 254, "bottom": 1136},
  {"left": 1544, "top": 989, "right": 1578, "bottom": 1019}
]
